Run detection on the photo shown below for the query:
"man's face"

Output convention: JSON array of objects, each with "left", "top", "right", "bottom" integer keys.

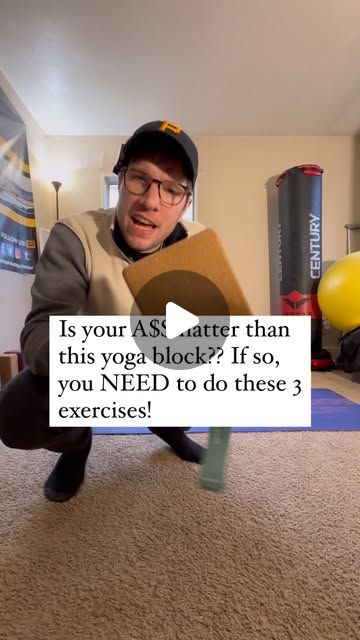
[{"left": 115, "top": 152, "right": 192, "bottom": 253}]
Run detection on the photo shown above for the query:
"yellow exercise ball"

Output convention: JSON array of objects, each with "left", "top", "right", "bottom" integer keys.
[{"left": 318, "top": 251, "right": 360, "bottom": 333}]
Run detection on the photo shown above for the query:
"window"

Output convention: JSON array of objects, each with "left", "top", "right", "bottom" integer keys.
[
  {"left": 103, "top": 176, "right": 196, "bottom": 221},
  {"left": 103, "top": 176, "right": 119, "bottom": 209}
]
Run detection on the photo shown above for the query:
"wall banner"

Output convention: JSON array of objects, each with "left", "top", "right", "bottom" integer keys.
[{"left": 0, "top": 87, "right": 38, "bottom": 274}]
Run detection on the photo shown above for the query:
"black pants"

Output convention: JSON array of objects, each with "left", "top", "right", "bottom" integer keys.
[{"left": 0, "top": 369, "right": 187, "bottom": 454}]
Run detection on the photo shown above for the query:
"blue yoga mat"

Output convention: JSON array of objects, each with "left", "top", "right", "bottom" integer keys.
[{"left": 93, "top": 389, "right": 360, "bottom": 435}]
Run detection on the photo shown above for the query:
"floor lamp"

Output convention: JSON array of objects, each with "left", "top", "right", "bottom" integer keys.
[{"left": 51, "top": 180, "right": 62, "bottom": 221}]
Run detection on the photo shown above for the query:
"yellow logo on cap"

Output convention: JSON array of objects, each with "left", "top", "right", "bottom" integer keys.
[{"left": 159, "top": 121, "right": 182, "bottom": 135}]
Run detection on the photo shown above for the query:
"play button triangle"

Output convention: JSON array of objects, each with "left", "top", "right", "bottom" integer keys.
[{"left": 165, "top": 302, "right": 199, "bottom": 340}]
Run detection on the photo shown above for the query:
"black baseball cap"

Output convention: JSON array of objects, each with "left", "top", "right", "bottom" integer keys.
[{"left": 113, "top": 120, "right": 198, "bottom": 186}]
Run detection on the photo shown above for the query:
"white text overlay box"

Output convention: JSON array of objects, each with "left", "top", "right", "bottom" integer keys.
[{"left": 49, "top": 315, "right": 311, "bottom": 428}]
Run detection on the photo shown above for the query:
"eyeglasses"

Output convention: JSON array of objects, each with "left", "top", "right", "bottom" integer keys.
[{"left": 122, "top": 167, "right": 191, "bottom": 207}]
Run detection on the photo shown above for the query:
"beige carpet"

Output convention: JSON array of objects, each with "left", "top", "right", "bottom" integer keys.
[{"left": 0, "top": 431, "right": 359, "bottom": 640}]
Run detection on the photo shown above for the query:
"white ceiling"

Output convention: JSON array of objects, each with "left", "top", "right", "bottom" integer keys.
[{"left": 1, "top": 0, "right": 360, "bottom": 136}]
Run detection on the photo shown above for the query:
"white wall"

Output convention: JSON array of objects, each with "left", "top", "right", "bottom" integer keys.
[
  {"left": 49, "top": 133, "right": 354, "bottom": 315},
  {"left": 196, "top": 135, "right": 354, "bottom": 314},
  {"left": 1, "top": 271, "right": 33, "bottom": 351},
  {"left": 0, "top": 71, "right": 356, "bottom": 350}
]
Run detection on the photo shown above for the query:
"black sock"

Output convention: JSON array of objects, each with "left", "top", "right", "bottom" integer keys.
[
  {"left": 44, "top": 435, "right": 92, "bottom": 502},
  {"left": 149, "top": 428, "right": 205, "bottom": 464}
]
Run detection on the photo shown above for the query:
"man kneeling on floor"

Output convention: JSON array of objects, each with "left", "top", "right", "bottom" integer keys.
[{"left": 0, "top": 120, "right": 206, "bottom": 502}]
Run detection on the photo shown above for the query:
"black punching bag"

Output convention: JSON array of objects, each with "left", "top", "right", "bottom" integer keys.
[{"left": 275, "top": 164, "right": 333, "bottom": 370}]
